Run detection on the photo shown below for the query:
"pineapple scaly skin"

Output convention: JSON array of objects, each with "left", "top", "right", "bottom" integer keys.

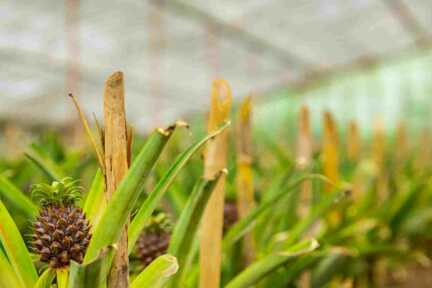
[
  {"left": 135, "top": 211, "right": 171, "bottom": 268},
  {"left": 136, "top": 230, "right": 170, "bottom": 267},
  {"left": 32, "top": 205, "right": 91, "bottom": 268}
]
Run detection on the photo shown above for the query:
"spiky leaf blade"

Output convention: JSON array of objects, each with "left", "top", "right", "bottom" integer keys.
[
  {"left": 130, "top": 255, "right": 178, "bottom": 288},
  {"left": 167, "top": 171, "right": 225, "bottom": 286},
  {"left": 128, "top": 122, "right": 230, "bottom": 253},
  {"left": 84, "top": 124, "right": 180, "bottom": 262},
  {"left": 0, "top": 200, "right": 37, "bottom": 287},
  {"left": 0, "top": 175, "right": 37, "bottom": 220},
  {"left": 83, "top": 169, "right": 106, "bottom": 226},
  {"left": 0, "top": 249, "right": 23, "bottom": 288},
  {"left": 69, "top": 246, "right": 114, "bottom": 288},
  {"left": 223, "top": 174, "right": 327, "bottom": 249},
  {"left": 225, "top": 239, "right": 319, "bottom": 288},
  {"left": 34, "top": 269, "right": 55, "bottom": 288}
]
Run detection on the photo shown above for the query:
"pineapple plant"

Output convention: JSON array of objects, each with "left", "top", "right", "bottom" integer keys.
[
  {"left": 0, "top": 117, "right": 228, "bottom": 287},
  {"left": 0, "top": 78, "right": 232, "bottom": 287},
  {"left": 135, "top": 211, "right": 171, "bottom": 268},
  {"left": 2, "top": 71, "right": 430, "bottom": 287},
  {"left": 31, "top": 177, "right": 91, "bottom": 268}
]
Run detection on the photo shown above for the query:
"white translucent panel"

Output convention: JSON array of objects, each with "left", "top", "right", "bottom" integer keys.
[{"left": 0, "top": 0, "right": 431, "bottom": 130}]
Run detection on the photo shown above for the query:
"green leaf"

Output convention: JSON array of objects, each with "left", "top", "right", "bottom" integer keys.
[
  {"left": 25, "top": 149, "right": 64, "bottom": 181},
  {"left": 167, "top": 171, "right": 225, "bottom": 286},
  {"left": 56, "top": 269, "right": 69, "bottom": 288},
  {"left": 34, "top": 269, "right": 55, "bottom": 288},
  {"left": 84, "top": 124, "right": 180, "bottom": 263},
  {"left": 284, "top": 188, "right": 350, "bottom": 246},
  {"left": 0, "top": 200, "right": 37, "bottom": 288},
  {"left": 278, "top": 252, "right": 325, "bottom": 285},
  {"left": 166, "top": 185, "right": 188, "bottom": 215},
  {"left": 83, "top": 170, "right": 106, "bottom": 226},
  {"left": 323, "top": 219, "right": 378, "bottom": 243},
  {"left": 0, "top": 249, "right": 23, "bottom": 288},
  {"left": 69, "top": 246, "right": 114, "bottom": 288},
  {"left": 311, "top": 248, "right": 352, "bottom": 288},
  {"left": 0, "top": 175, "right": 37, "bottom": 220},
  {"left": 254, "top": 171, "right": 292, "bottom": 246},
  {"left": 130, "top": 255, "right": 179, "bottom": 288},
  {"left": 223, "top": 174, "right": 327, "bottom": 249},
  {"left": 225, "top": 239, "right": 319, "bottom": 288},
  {"left": 401, "top": 207, "right": 432, "bottom": 236},
  {"left": 388, "top": 183, "right": 422, "bottom": 232},
  {"left": 128, "top": 122, "right": 230, "bottom": 253}
]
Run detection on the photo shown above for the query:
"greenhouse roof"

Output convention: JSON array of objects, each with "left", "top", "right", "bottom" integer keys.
[{"left": 1, "top": 0, "right": 432, "bottom": 129}]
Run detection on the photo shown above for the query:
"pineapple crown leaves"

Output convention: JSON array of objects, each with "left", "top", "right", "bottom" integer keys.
[
  {"left": 31, "top": 177, "right": 83, "bottom": 207},
  {"left": 145, "top": 211, "right": 172, "bottom": 233}
]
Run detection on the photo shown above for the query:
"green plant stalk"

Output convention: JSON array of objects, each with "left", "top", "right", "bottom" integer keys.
[
  {"left": 130, "top": 255, "right": 178, "bottom": 288},
  {"left": 128, "top": 122, "right": 230, "bottom": 253},
  {"left": 0, "top": 200, "right": 37, "bottom": 287},
  {"left": 84, "top": 127, "right": 175, "bottom": 262},
  {"left": 225, "top": 239, "right": 319, "bottom": 288}
]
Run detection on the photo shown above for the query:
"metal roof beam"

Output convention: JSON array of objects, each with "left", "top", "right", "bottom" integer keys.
[
  {"left": 152, "top": 0, "right": 313, "bottom": 69},
  {"left": 381, "top": 0, "right": 431, "bottom": 47}
]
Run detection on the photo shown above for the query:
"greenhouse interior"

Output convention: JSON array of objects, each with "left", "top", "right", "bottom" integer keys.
[{"left": 1, "top": 0, "right": 432, "bottom": 287}]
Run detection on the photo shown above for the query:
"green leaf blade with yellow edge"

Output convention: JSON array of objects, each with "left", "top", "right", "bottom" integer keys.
[
  {"left": 128, "top": 121, "right": 230, "bottom": 253},
  {"left": 167, "top": 170, "right": 226, "bottom": 286},
  {"left": 130, "top": 254, "right": 179, "bottom": 288},
  {"left": 0, "top": 175, "right": 37, "bottom": 220},
  {"left": 84, "top": 123, "right": 183, "bottom": 263},
  {"left": 225, "top": 238, "right": 319, "bottom": 288},
  {"left": 0, "top": 200, "right": 38, "bottom": 288}
]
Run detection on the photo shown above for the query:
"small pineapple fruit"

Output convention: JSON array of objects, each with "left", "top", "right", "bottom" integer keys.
[
  {"left": 31, "top": 178, "right": 91, "bottom": 268},
  {"left": 136, "top": 212, "right": 171, "bottom": 267},
  {"left": 223, "top": 199, "right": 238, "bottom": 233}
]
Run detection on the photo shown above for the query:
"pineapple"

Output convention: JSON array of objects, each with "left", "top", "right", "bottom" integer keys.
[
  {"left": 31, "top": 178, "right": 91, "bottom": 268},
  {"left": 135, "top": 212, "right": 171, "bottom": 268}
]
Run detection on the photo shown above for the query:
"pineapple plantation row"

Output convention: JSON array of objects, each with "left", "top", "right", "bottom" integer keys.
[{"left": 0, "top": 72, "right": 431, "bottom": 287}]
